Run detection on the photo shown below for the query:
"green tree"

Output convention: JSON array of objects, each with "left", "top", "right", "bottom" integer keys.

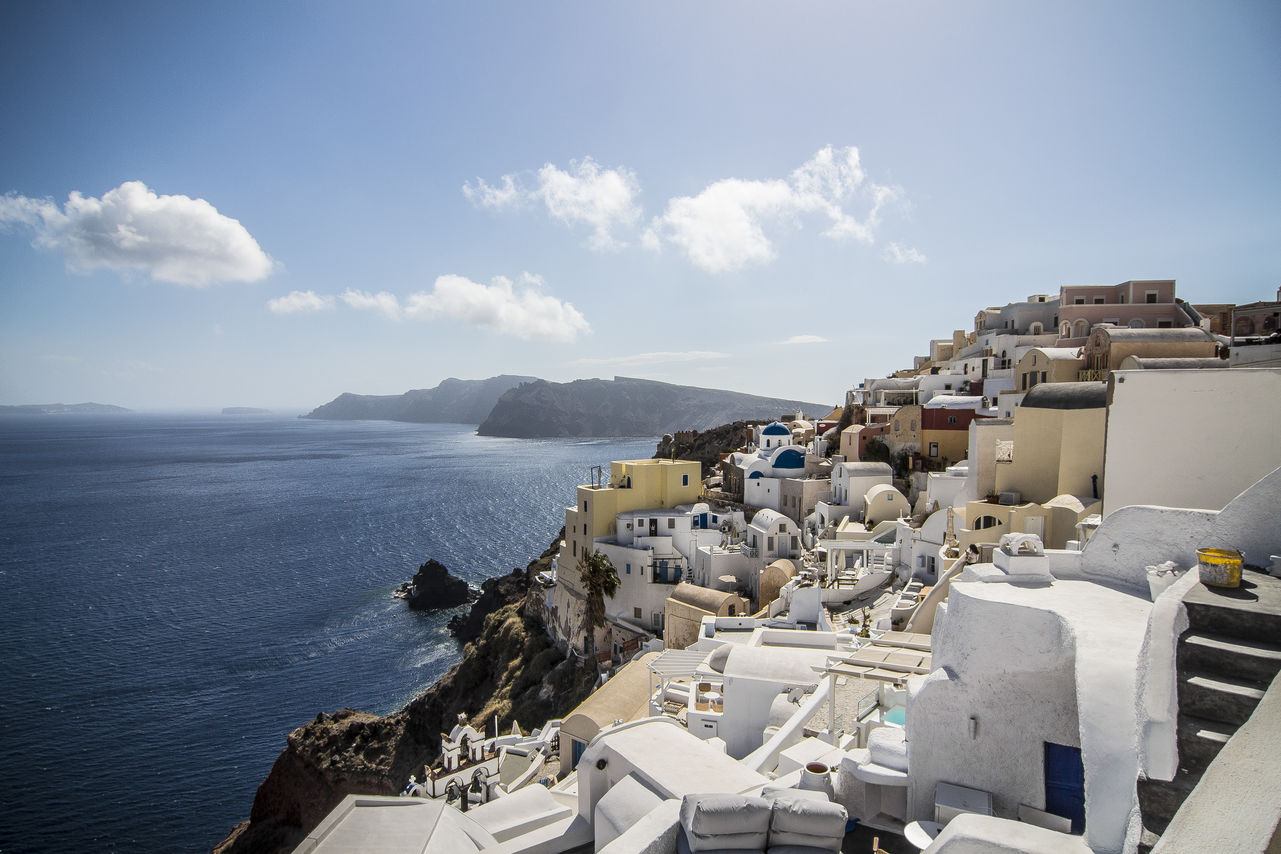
[{"left": 578, "top": 551, "right": 620, "bottom": 667}]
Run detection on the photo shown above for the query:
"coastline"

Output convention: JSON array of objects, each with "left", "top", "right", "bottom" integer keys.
[{"left": 214, "top": 532, "right": 597, "bottom": 854}]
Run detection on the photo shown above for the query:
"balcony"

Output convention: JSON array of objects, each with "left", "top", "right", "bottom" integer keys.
[
  {"left": 1078, "top": 368, "right": 1106, "bottom": 382},
  {"left": 651, "top": 560, "right": 684, "bottom": 584}
]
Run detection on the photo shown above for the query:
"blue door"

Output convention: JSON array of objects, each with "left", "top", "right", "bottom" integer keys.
[
  {"left": 571, "top": 738, "right": 586, "bottom": 769},
  {"left": 1044, "top": 742, "right": 1085, "bottom": 833}
]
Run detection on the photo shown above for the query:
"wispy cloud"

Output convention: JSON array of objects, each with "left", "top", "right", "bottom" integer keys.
[
  {"left": 644, "top": 146, "right": 902, "bottom": 273},
  {"left": 779, "top": 334, "right": 828, "bottom": 345},
  {"left": 573, "top": 350, "right": 730, "bottom": 368},
  {"left": 464, "top": 157, "right": 641, "bottom": 250},
  {"left": 405, "top": 273, "right": 590, "bottom": 342},
  {"left": 340, "top": 289, "right": 402, "bottom": 320},
  {"left": 267, "top": 289, "right": 336, "bottom": 314},
  {"left": 273, "top": 274, "right": 589, "bottom": 343},
  {"left": 884, "top": 242, "right": 927, "bottom": 264},
  {"left": 0, "top": 181, "right": 274, "bottom": 286},
  {"left": 102, "top": 359, "right": 162, "bottom": 381}
]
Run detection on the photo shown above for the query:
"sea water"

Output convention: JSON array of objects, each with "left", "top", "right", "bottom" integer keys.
[{"left": 0, "top": 414, "right": 654, "bottom": 853}]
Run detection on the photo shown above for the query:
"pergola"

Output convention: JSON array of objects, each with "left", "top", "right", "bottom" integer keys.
[{"left": 645, "top": 649, "right": 713, "bottom": 716}]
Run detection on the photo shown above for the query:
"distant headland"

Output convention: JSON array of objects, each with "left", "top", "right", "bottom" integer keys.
[
  {"left": 303, "top": 375, "right": 828, "bottom": 439},
  {"left": 0, "top": 402, "right": 131, "bottom": 415}
]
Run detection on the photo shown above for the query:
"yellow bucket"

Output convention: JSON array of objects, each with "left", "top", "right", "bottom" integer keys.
[{"left": 1197, "top": 548, "right": 1243, "bottom": 588}]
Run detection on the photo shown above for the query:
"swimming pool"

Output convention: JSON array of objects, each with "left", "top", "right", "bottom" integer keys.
[{"left": 884, "top": 706, "right": 907, "bottom": 726}]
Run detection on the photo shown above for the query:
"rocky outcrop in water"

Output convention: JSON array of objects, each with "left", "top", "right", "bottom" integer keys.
[
  {"left": 405, "top": 559, "right": 476, "bottom": 611},
  {"left": 214, "top": 533, "right": 594, "bottom": 854}
]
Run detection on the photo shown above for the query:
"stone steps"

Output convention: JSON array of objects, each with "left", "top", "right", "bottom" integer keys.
[
  {"left": 1183, "top": 572, "right": 1281, "bottom": 645},
  {"left": 1177, "top": 631, "right": 1281, "bottom": 687},
  {"left": 1175, "top": 713, "right": 1234, "bottom": 771},
  {"left": 1137, "top": 769, "right": 1200, "bottom": 835},
  {"left": 1139, "top": 570, "right": 1281, "bottom": 848},
  {"left": 1179, "top": 672, "right": 1267, "bottom": 728}
]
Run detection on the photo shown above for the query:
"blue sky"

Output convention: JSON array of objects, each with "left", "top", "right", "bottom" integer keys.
[{"left": 1, "top": 1, "right": 1278, "bottom": 411}]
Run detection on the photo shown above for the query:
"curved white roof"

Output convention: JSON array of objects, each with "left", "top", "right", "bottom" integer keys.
[
  {"left": 1028, "top": 347, "right": 1083, "bottom": 361},
  {"left": 722, "top": 645, "right": 830, "bottom": 685},
  {"left": 749, "top": 508, "right": 790, "bottom": 532},
  {"left": 866, "top": 483, "right": 906, "bottom": 502},
  {"left": 924, "top": 395, "right": 985, "bottom": 410}
]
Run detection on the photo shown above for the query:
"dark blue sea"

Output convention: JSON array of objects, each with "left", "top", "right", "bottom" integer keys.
[{"left": 0, "top": 415, "right": 654, "bottom": 853}]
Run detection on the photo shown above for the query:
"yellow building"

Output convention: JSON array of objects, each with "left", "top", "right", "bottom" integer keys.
[
  {"left": 994, "top": 382, "right": 1107, "bottom": 504},
  {"left": 958, "top": 382, "right": 1106, "bottom": 550},
  {"left": 554, "top": 459, "right": 702, "bottom": 652},
  {"left": 1015, "top": 347, "right": 1084, "bottom": 393}
]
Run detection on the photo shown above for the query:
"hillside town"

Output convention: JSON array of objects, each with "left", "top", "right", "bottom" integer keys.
[{"left": 295, "top": 280, "right": 1281, "bottom": 854}]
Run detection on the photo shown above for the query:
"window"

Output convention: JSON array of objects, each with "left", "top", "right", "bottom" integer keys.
[
  {"left": 791, "top": 536, "right": 799, "bottom": 550},
  {"left": 929, "top": 442, "right": 939, "bottom": 457},
  {"left": 634, "top": 607, "right": 642, "bottom": 619},
  {"left": 582, "top": 501, "right": 587, "bottom": 512},
  {"left": 667, "top": 517, "right": 675, "bottom": 529},
  {"left": 1129, "top": 318, "right": 1145, "bottom": 329},
  {"left": 1074, "top": 297, "right": 1085, "bottom": 305},
  {"left": 584, "top": 524, "right": 588, "bottom": 535},
  {"left": 1041, "top": 371, "right": 1047, "bottom": 383},
  {"left": 625, "top": 563, "right": 631, "bottom": 574},
  {"left": 1146, "top": 291, "right": 1158, "bottom": 304},
  {"left": 948, "top": 415, "right": 957, "bottom": 424},
  {"left": 767, "top": 536, "right": 774, "bottom": 551},
  {"left": 681, "top": 474, "right": 689, "bottom": 486},
  {"left": 1158, "top": 319, "right": 1173, "bottom": 328},
  {"left": 728, "top": 604, "right": 736, "bottom": 616},
  {"left": 573, "top": 542, "right": 577, "bottom": 557},
  {"left": 1094, "top": 297, "right": 1105, "bottom": 305}
]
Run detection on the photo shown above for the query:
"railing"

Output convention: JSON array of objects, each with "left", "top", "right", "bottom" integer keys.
[{"left": 1078, "top": 368, "right": 1106, "bottom": 382}]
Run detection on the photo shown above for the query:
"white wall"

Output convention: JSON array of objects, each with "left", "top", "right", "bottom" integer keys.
[
  {"left": 1103, "top": 368, "right": 1281, "bottom": 515},
  {"left": 596, "top": 541, "right": 676, "bottom": 632}
]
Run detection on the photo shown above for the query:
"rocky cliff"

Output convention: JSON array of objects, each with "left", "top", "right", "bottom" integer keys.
[
  {"left": 214, "top": 534, "right": 594, "bottom": 854},
  {"left": 653, "top": 420, "right": 762, "bottom": 476},
  {"left": 478, "top": 376, "right": 827, "bottom": 438},
  {"left": 302, "top": 375, "right": 536, "bottom": 424}
]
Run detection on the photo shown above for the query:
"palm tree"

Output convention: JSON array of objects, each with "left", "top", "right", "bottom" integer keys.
[{"left": 578, "top": 550, "right": 619, "bottom": 667}]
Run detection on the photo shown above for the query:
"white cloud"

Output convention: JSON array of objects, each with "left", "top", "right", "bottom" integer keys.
[
  {"left": 645, "top": 146, "right": 903, "bottom": 273},
  {"left": 267, "top": 290, "right": 336, "bottom": 314},
  {"left": 884, "top": 242, "right": 927, "bottom": 264},
  {"left": 573, "top": 350, "right": 730, "bottom": 367},
  {"left": 779, "top": 334, "right": 828, "bottom": 345},
  {"left": 0, "top": 181, "right": 274, "bottom": 286},
  {"left": 341, "top": 289, "right": 402, "bottom": 320},
  {"left": 462, "top": 174, "right": 522, "bottom": 209},
  {"left": 643, "top": 178, "right": 796, "bottom": 273},
  {"left": 405, "top": 273, "right": 589, "bottom": 342},
  {"left": 464, "top": 157, "right": 640, "bottom": 250}
]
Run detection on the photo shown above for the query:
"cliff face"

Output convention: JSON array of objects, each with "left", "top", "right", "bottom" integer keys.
[
  {"left": 653, "top": 421, "right": 760, "bottom": 476},
  {"left": 477, "top": 376, "right": 827, "bottom": 438},
  {"left": 302, "top": 376, "right": 536, "bottom": 424},
  {"left": 214, "top": 534, "right": 594, "bottom": 854}
]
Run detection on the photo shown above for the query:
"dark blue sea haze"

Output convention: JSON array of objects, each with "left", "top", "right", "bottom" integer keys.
[{"left": 0, "top": 415, "right": 655, "bottom": 853}]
